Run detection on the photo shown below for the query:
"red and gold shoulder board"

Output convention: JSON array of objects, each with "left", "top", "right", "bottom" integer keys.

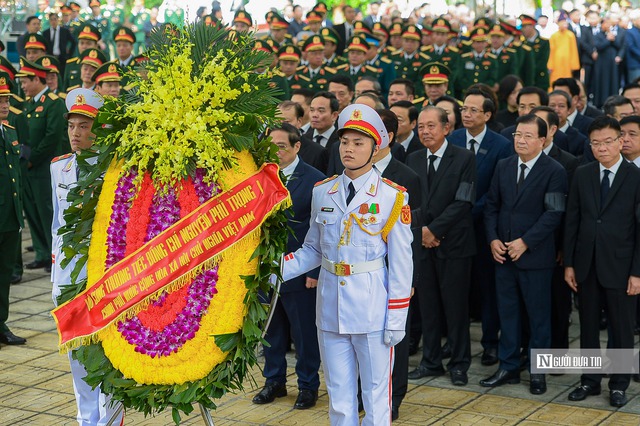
[
  {"left": 51, "top": 153, "right": 73, "bottom": 163},
  {"left": 381, "top": 177, "right": 406, "bottom": 192},
  {"left": 314, "top": 175, "right": 339, "bottom": 187}
]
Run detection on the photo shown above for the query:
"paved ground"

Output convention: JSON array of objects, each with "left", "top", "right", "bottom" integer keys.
[{"left": 1, "top": 234, "right": 640, "bottom": 425}]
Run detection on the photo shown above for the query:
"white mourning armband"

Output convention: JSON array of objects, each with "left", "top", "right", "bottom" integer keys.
[
  {"left": 544, "top": 192, "right": 566, "bottom": 212},
  {"left": 455, "top": 182, "right": 475, "bottom": 203}
]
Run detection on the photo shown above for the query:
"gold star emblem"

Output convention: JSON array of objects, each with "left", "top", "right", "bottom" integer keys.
[
  {"left": 350, "top": 109, "right": 362, "bottom": 120},
  {"left": 76, "top": 94, "right": 86, "bottom": 105}
]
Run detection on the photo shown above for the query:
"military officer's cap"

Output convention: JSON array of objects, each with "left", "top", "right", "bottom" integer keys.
[
  {"left": 80, "top": 48, "right": 108, "bottom": 68},
  {"left": 60, "top": 5, "right": 71, "bottom": 15},
  {"left": 65, "top": 87, "right": 104, "bottom": 119},
  {"left": 353, "top": 21, "right": 372, "bottom": 36},
  {"left": 389, "top": 23, "right": 403, "bottom": 36},
  {"left": 0, "top": 72, "right": 15, "bottom": 96},
  {"left": 432, "top": 18, "right": 452, "bottom": 33},
  {"left": 519, "top": 14, "right": 537, "bottom": 26},
  {"left": 320, "top": 27, "right": 341, "bottom": 45},
  {"left": 89, "top": 0, "right": 101, "bottom": 8},
  {"left": 277, "top": 45, "right": 301, "bottom": 62},
  {"left": 474, "top": 17, "right": 494, "bottom": 29},
  {"left": 489, "top": 24, "right": 506, "bottom": 37},
  {"left": 306, "top": 11, "right": 323, "bottom": 24},
  {"left": 312, "top": 2, "right": 328, "bottom": 14},
  {"left": 372, "top": 22, "right": 389, "bottom": 39},
  {"left": 470, "top": 27, "right": 489, "bottom": 42},
  {"left": 233, "top": 10, "right": 253, "bottom": 27},
  {"left": 402, "top": 25, "right": 421, "bottom": 41},
  {"left": 16, "top": 57, "right": 48, "bottom": 79},
  {"left": 421, "top": 25, "right": 433, "bottom": 36},
  {"left": 338, "top": 104, "right": 390, "bottom": 149},
  {"left": 25, "top": 33, "right": 47, "bottom": 51},
  {"left": 265, "top": 38, "right": 280, "bottom": 50},
  {"left": 35, "top": 55, "right": 60, "bottom": 73},
  {"left": 113, "top": 26, "right": 135, "bottom": 44},
  {"left": 265, "top": 10, "right": 275, "bottom": 23},
  {"left": 203, "top": 14, "right": 219, "bottom": 27},
  {"left": 0, "top": 56, "right": 17, "bottom": 79},
  {"left": 78, "top": 24, "right": 101, "bottom": 41},
  {"left": 420, "top": 62, "right": 450, "bottom": 84},
  {"left": 302, "top": 34, "right": 325, "bottom": 52},
  {"left": 499, "top": 19, "right": 520, "bottom": 36},
  {"left": 91, "top": 61, "right": 123, "bottom": 83},
  {"left": 69, "top": 2, "right": 81, "bottom": 12},
  {"left": 270, "top": 12, "right": 289, "bottom": 29},
  {"left": 254, "top": 39, "right": 274, "bottom": 54},
  {"left": 345, "top": 36, "right": 370, "bottom": 53}
]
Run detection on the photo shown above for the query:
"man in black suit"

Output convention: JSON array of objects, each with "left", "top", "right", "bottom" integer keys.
[
  {"left": 548, "top": 90, "right": 589, "bottom": 157},
  {"left": 532, "top": 106, "right": 579, "bottom": 350},
  {"left": 43, "top": 12, "right": 75, "bottom": 76},
  {"left": 253, "top": 123, "right": 325, "bottom": 410},
  {"left": 564, "top": 116, "right": 640, "bottom": 408},
  {"left": 500, "top": 86, "right": 549, "bottom": 142},
  {"left": 406, "top": 106, "right": 476, "bottom": 386},
  {"left": 552, "top": 78, "right": 594, "bottom": 139},
  {"left": 302, "top": 91, "right": 340, "bottom": 151},
  {"left": 390, "top": 101, "right": 422, "bottom": 158},
  {"left": 577, "top": 79, "right": 604, "bottom": 119},
  {"left": 279, "top": 101, "right": 328, "bottom": 173},
  {"left": 481, "top": 114, "right": 568, "bottom": 395},
  {"left": 17, "top": 16, "right": 41, "bottom": 58},
  {"left": 582, "top": 10, "right": 600, "bottom": 98},
  {"left": 333, "top": 5, "right": 356, "bottom": 56}
]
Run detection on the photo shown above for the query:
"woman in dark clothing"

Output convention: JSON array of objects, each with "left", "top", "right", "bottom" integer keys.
[{"left": 495, "top": 74, "right": 523, "bottom": 128}]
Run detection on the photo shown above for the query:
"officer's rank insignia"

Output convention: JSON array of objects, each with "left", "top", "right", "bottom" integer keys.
[
  {"left": 35, "top": 106, "right": 44, "bottom": 112},
  {"left": 11, "top": 140, "right": 18, "bottom": 146},
  {"left": 40, "top": 95, "right": 46, "bottom": 102},
  {"left": 368, "top": 184, "right": 376, "bottom": 194},
  {"left": 359, "top": 204, "right": 369, "bottom": 214},
  {"left": 431, "top": 65, "right": 439, "bottom": 75},
  {"left": 350, "top": 108, "right": 362, "bottom": 120},
  {"left": 329, "top": 180, "right": 339, "bottom": 194},
  {"left": 401, "top": 204, "right": 411, "bottom": 224}
]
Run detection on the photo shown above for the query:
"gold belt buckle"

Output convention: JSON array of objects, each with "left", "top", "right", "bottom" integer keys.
[{"left": 334, "top": 262, "right": 351, "bottom": 276}]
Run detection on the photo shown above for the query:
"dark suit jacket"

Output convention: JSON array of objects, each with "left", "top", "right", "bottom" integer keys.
[
  {"left": 448, "top": 127, "right": 513, "bottom": 218},
  {"left": 578, "top": 25, "right": 596, "bottom": 66},
  {"left": 555, "top": 126, "right": 588, "bottom": 157},
  {"left": 333, "top": 22, "right": 348, "bottom": 56},
  {"left": 572, "top": 112, "right": 593, "bottom": 139},
  {"left": 484, "top": 153, "right": 568, "bottom": 270},
  {"left": 43, "top": 26, "right": 76, "bottom": 65},
  {"left": 582, "top": 105, "right": 603, "bottom": 119},
  {"left": 406, "top": 143, "right": 477, "bottom": 259},
  {"left": 302, "top": 125, "right": 339, "bottom": 150},
  {"left": 547, "top": 144, "right": 579, "bottom": 185},
  {"left": 283, "top": 159, "right": 326, "bottom": 292},
  {"left": 402, "top": 132, "right": 423, "bottom": 159},
  {"left": 298, "top": 136, "right": 328, "bottom": 174},
  {"left": 564, "top": 159, "right": 640, "bottom": 288}
]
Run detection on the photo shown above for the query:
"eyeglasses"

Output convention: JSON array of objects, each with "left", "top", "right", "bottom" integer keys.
[
  {"left": 512, "top": 132, "right": 539, "bottom": 142},
  {"left": 590, "top": 137, "right": 620, "bottom": 148},
  {"left": 461, "top": 107, "right": 485, "bottom": 114}
]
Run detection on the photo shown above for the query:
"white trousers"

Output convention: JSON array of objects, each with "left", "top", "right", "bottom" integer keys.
[{"left": 317, "top": 330, "right": 393, "bottom": 426}]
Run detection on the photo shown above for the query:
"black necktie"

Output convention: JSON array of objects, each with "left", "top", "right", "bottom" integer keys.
[
  {"left": 601, "top": 169, "right": 611, "bottom": 206},
  {"left": 427, "top": 154, "right": 437, "bottom": 186},
  {"left": 315, "top": 135, "right": 323, "bottom": 146},
  {"left": 469, "top": 139, "right": 477, "bottom": 155},
  {"left": 346, "top": 182, "right": 355, "bottom": 205},
  {"left": 517, "top": 163, "right": 527, "bottom": 191}
]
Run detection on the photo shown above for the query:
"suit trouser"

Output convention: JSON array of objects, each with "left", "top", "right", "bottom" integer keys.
[
  {"left": 263, "top": 289, "right": 321, "bottom": 391},
  {"left": 417, "top": 251, "right": 472, "bottom": 372},
  {"left": 0, "top": 230, "right": 20, "bottom": 332},
  {"left": 23, "top": 174, "right": 53, "bottom": 263},
  {"left": 318, "top": 330, "right": 392, "bottom": 426},
  {"left": 473, "top": 220, "right": 499, "bottom": 350},
  {"left": 551, "top": 264, "right": 572, "bottom": 348},
  {"left": 578, "top": 265, "right": 636, "bottom": 391},
  {"left": 391, "top": 309, "right": 410, "bottom": 408},
  {"left": 495, "top": 263, "right": 552, "bottom": 372}
]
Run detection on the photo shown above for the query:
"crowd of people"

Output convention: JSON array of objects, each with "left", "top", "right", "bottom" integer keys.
[{"left": 1, "top": 1, "right": 640, "bottom": 425}]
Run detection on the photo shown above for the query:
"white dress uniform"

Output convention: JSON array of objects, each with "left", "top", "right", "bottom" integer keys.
[
  {"left": 282, "top": 104, "right": 413, "bottom": 425},
  {"left": 50, "top": 88, "right": 123, "bottom": 426}
]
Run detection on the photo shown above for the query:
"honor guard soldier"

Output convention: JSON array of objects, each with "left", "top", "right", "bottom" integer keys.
[
  {"left": 388, "top": 22, "right": 403, "bottom": 51},
  {"left": 63, "top": 24, "right": 102, "bottom": 91},
  {"left": 421, "top": 25, "right": 433, "bottom": 48},
  {"left": 266, "top": 13, "right": 293, "bottom": 47},
  {"left": 282, "top": 103, "right": 413, "bottom": 425},
  {"left": 36, "top": 55, "right": 65, "bottom": 98},
  {"left": 520, "top": 14, "right": 550, "bottom": 91},
  {"left": 233, "top": 10, "right": 253, "bottom": 33},
  {"left": 305, "top": 11, "right": 323, "bottom": 35},
  {"left": 420, "top": 62, "right": 454, "bottom": 106},
  {"left": 372, "top": 22, "right": 392, "bottom": 57},
  {"left": 74, "top": 48, "right": 108, "bottom": 91},
  {"left": 254, "top": 40, "right": 290, "bottom": 101},
  {"left": 489, "top": 24, "right": 518, "bottom": 89},
  {"left": 392, "top": 25, "right": 431, "bottom": 97},
  {"left": 501, "top": 20, "right": 535, "bottom": 87},
  {"left": 92, "top": 61, "right": 123, "bottom": 97},
  {"left": 51, "top": 87, "right": 124, "bottom": 426},
  {"left": 68, "top": 2, "right": 84, "bottom": 33},
  {"left": 24, "top": 33, "right": 48, "bottom": 62},
  {"left": 334, "top": 36, "right": 380, "bottom": 88},
  {"left": 459, "top": 28, "right": 498, "bottom": 96},
  {"left": 0, "top": 75, "right": 28, "bottom": 347},
  {"left": 17, "top": 57, "right": 67, "bottom": 273},
  {"left": 352, "top": 20, "right": 372, "bottom": 38},
  {"left": 422, "top": 18, "right": 461, "bottom": 97},
  {"left": 321, "top": 27, "right": 347, "bottom": 68},
  {"left": 278, "top": 45, "right": 309, "bottom": 91},
  {"left": 364, "top": 34, "right": 396, "bottom": 100},
  {"left": 112, "top": 26, "right": 135, "bottom": 87},
  {"left": 86, "top": 0, "right": 110, "bottom": 54},
  {"left": 60, "top": 5, "right": 73, "bottom": 27},
  {"left": 297, "top": 35, "right": 336, "bottom": 92}
]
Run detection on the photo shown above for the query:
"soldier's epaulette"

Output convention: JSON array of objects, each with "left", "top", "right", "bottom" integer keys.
[
  {"left": 48, "top": 92, "right": 59, "bottom": 100},
  {"left": 506, "top": 47, "right": 516, "bottom": 53},
  {"left": 123, "top": 83, "right": 134, "bottom": 91},
  {"left": 11, "top": 94, "right": 24, "bottom": 103},
  {"left": 9, "top": 106, "right": 22, "bottom": 115},
  {"left": 447, "top": 46, "right": 459, "bottom": 53},
  {"left": 461, "top": 52, "right": 473, "bottom": 58},
  {"left": 272, "top": 69, "right": 285, "bottom": 77},
  {"left": 381, "top": 177, "right": 406, "bottom": 192},
  {"left": 419, "top": 52, "right": 431, "bottom": 60},
  {"left": 324, "top": 66, "right": 337, "bottom": 74},
  {"left": 296, "top": 65, "right": 306, "bottom": 72},
  {"left": 66, "top": 57, "right": 79, "bottom": 64},
  {"left": 486, "top": 52, "right": 497, "bottom": 59},
  {"left": 380, "top": 56, "right": 392, "bottom": 64},
  {"left": 298, "top": 74, "right": 310, "bottom": 81},
  {"left": 3, "top": 122, "right": 15, "bottom": 129},
  {"left": 521, "top": 44, "right": 532, "bottom": 51},
  {"left": 66, "top": 84, "right": 80, "bottom": 91},
  {"left": 412, "top": 96, "right": 425, "bottom": 106},
  {"left": 58, "top": 92, "right": 67, "bottom": 99},
  {"left": 51, "top": 153, "right": 73, "bottom": 163},
  {"left": 365, "top": 65, "right": 380, "bottom": 72},
  {"left": 421, "top": 45, "right": 434, "bottom": 52},
  {"left": 314, "top": 175, "right": 339, "bottom": 187},
  {"left": 391, "top": 50, "right": 403, "bottom": 57},
  {"left": 335, "top": 63, "right": 349, "bottom": 71},
  {"left": 461, "top": 40, "right": 472, "bottom": 46},
  {"left": 285, "top": 34, "right": 292, "bottom": 40}
]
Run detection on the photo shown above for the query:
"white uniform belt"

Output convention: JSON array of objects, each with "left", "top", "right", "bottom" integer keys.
[{"left": 321, "top": 257, "right": 385, "bottom": 276}]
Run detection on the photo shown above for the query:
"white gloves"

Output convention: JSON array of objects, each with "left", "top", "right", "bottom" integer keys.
[{"left": 383, "top": 329, "right": 406, "bottom": 347}]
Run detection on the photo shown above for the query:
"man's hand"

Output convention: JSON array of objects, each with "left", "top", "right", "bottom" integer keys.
[
  {"left": 627, "top": 275, "right": 640, "bottom": 296},
  {"left": 592, "top": 51, "right": 598, "bottom": 61},
  {"left": 615, "top": 56, "right": 622, "bottom": 64},
  {"left": 565, "top": 267, "right": 578, "bottom": 292},
  {"left": 422, "top": 226, "right": 440, "bottom": 248},
  {"left": 305, "top": 277, "right": 318, "bottom": 289},
  {"left": 505, "top": 238, "right": 527, "bottom": 262},
  {"left": 490, "top": 239, "right": 507, "bottom": 264}
]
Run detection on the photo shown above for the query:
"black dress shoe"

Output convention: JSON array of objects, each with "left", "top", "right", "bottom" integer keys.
[
  {"left": 479, "top": 369, "right": 520, "bottom": 387},
  {"left": 10, "top": 274, "right": 22, "bottom": 285},
  {"left": 568, "top": 384, "right": 601, "bottom": 401},
  {"left": 481, "top": 348, "right": 498, "bottom": 366},
  {"left": 0, "top": 330, "right": 26, "bottom": 345},
  {"left": 450, "top": 370, "right": 468, "bottom": 386},
  {"left": 391, "top": 405, "right": 399, "bottom": 421},
  {"left": 529, "top": 374, "right": 546, "bottom": 395},
  {"left": 408, "top": 365, "right": 445, "bottom": 380},
  {"left": 252, "top": 383, "right": 287, "bottom": 404},
  {"left": 441, "top": 342, "right": 451, "bottom": 359},
  {"left": 294, "top": 389, "right": 317, "bottom": 409},
  {"left": 26, "top": 245, "right": 34, "bottom": 252},
  {"left": 25, "top": 260, "right": 47, "bottom": 269},
  {"left": 610, "top": 390, "right": 627, "bottom": 407}
]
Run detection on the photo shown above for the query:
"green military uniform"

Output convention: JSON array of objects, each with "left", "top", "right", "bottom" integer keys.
[
  {"left": 519, "top": 14, "right": 550, "bottom": 90},
  {"left": 367, "top": 54, "right": 396, "bottom": 99},
  {"left": 129, "top": 8, "right": 149, "bottom": 55},
  {"left": 254, "top": 40, "right": 289, "bottom": 101},
  {"left": 333, "top": 36, "right": 379, "bottom": 88},
  {"left": 422, "top": 19, "right": 462, "bottom": 97},
  {"left": 393, "top": 24, "right": 432, "bottom": 97},
  {"left": 17, "top": 58, "right": 67, "bottom": 266},
  {"left": 63, "top": 24, "right": 102, "bottom": 91},
  {"left": 320, "top": 27, "right": 347, "bottom": 67},
  {"left": 295, "top": 64, "right": 336, "bottom": 92},
  {"left": 164, "top": 7, "right": 185, "bottom": 28},
  {"left": 487, "top": 24, "right": 518, "bottom": 86},
  {"left": 459, "top": 51, "right": 498, "bottom": 92},
  {"left": 325, "top": 54, "right": 347, "bottom": 68},
  {"left": 102, "top": 4, "right": 124, "bottom": 58}
]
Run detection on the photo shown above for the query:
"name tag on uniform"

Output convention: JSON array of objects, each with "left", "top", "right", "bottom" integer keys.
[
  {"left": 320, "top": 207, "right": 334, "bottom": 212},
  {"left": 465, "top": 61, "right": 474, "bottom": 70}
]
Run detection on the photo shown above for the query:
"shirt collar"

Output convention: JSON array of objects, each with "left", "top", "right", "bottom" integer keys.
[
  {"left": 428, "top": 139, "right": 448, "bottom": 157},
  {"left": 518, "top": 150, "right": 543, "bottom": 171},
  {"left": 343, "top": 168, "right": 375, "bottom": 193},
  {"left": 542, "top": 142, "right": 553, "bottom": 155},
  {"left": 34, "top": 86, "right": 48, "bottom": 103},
  {"left": 567, "top": 108, "right": 578, "bottom": 126},
  {"left": 466, "top": 126, "right": 487, "bottom": 146},
  {"left": 398, "top": 132, "right": 414, "bottom": 151},
  {"left": 373, "top": 151, "right": 392, "bottom": 174},
  {"left": 313, "top": 125, "right": 335, "bottom": 142},
  {"left": 281, "top": 155, "right": 299, "bottom": 178},
  {"left": 600, "top": 155, "right": 624, "bottom": 176},
  {"left": 559, "top": 122, "right": 570, "bottom": 133}
]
